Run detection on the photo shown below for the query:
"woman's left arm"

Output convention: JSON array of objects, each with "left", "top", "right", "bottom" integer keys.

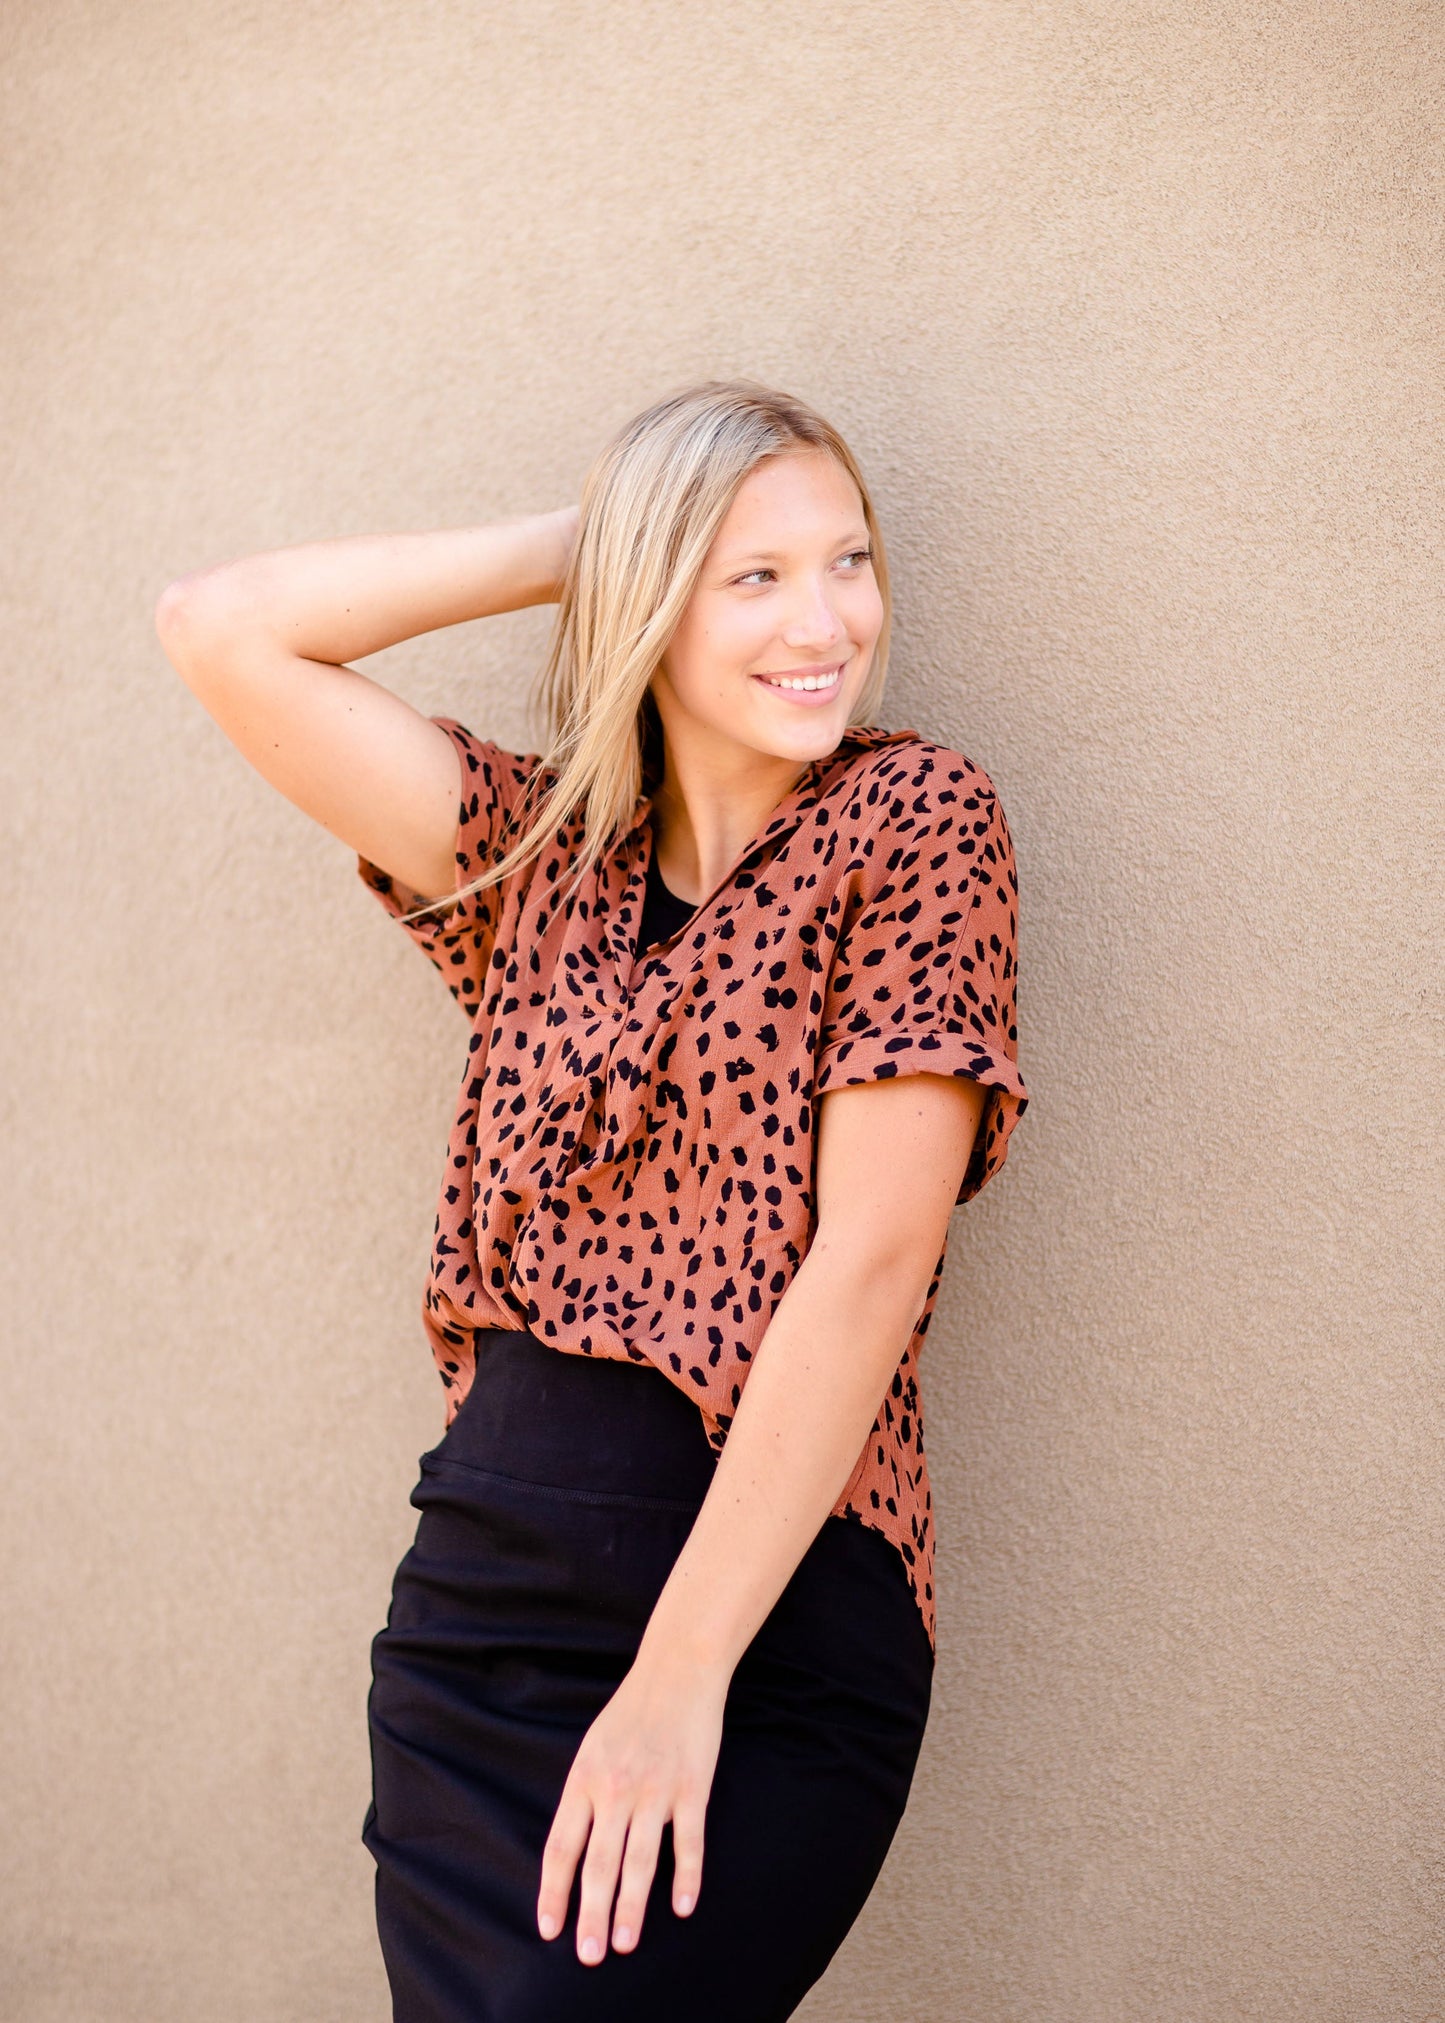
[{"left": 535, "top": 1070, "right": 988, "bottom": 1965}]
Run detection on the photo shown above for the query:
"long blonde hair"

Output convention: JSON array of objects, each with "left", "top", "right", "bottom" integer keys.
[{"left": 418, "top": 378, "right": 892, "bottom": 919}]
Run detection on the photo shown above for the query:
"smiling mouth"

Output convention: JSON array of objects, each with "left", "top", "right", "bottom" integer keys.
[{"left": 753, "top": 661, "right": 845, "bottom": 693}]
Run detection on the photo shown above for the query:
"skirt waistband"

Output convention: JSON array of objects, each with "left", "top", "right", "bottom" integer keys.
[{"left": 430, "top": 1328, "right": 721, "bottom": 1506}]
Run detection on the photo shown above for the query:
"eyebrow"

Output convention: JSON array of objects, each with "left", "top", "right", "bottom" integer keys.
[{"left": 716, "top": 531, "right": 871, "bottom": 567}]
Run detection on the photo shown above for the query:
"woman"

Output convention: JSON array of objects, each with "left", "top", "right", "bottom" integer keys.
[{"left": 155, "top": 379, "right": 1029, "bottom": 2020}]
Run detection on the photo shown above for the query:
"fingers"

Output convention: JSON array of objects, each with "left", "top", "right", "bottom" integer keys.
[
  {"left": 539, "top": 1787, "right": 706, "bottom": 1963},
  {"left": 575, "top": 1793, "right": 631, "bottom": 1965},
  {"left": 609, "top": 1805, "right": 667, "bottom": 1954},
  {"left": 671, "top": 1790, "right": 706, "bottom": 1920},
  {"left": 536, "top": 1782, "right": 591, "bottom": 1944}
]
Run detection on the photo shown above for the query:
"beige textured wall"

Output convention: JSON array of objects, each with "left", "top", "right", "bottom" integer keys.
[{"left": 3, "top": 4, "right": 1441, "bottom": 2018}]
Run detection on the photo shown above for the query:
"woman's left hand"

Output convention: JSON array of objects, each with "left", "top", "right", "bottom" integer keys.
[{"left": 536, "top": 1649, "right": 729, "bottom": 1964}]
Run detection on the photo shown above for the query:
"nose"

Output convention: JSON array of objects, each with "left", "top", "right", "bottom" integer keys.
[{"left": 780, "top": 572, "right": 846, "bottom": 653}]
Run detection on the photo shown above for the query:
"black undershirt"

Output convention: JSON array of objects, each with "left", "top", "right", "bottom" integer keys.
[{"left": 636, "top": 832, "right": 697, "bottom": 953}]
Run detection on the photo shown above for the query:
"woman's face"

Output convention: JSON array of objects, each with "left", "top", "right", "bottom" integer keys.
[{"left": 655, "top": 449, "right": 884, "bottom": 768}]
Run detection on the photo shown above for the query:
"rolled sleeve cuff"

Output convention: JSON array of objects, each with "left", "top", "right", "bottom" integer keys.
[{"left": 814, "top": 1026, "right": 1030, "bottom": 1205}]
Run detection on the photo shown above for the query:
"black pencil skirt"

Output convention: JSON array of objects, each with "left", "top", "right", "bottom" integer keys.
[{"left": 362, "top": 1326, "right": 934, "bottom": 2022}]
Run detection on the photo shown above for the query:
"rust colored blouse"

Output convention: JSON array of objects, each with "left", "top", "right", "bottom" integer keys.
[{"left": 358, "top": 717, "right": 1029, "bottom": 1648}]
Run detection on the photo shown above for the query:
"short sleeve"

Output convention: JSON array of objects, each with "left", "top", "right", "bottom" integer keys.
[
  {"left": 357, "top": 716, "right": 547, "bottom": 1015},
  {"left": 813, "top": 771, "right": 1030, "bottom": 1205}
]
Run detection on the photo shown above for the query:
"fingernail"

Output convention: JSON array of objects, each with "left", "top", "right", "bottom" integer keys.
[
  {"left": 676, "top": 1894, "right": 694, "bottom": 1916},
  {"left": 538, "top": 1913, "right": 558, "bottom": 1940},
  {"left": 580, "top": 1936, "right": 603, "bottom": 1964},
  {"left": 614, "top": 1925, "right": 633, "bottom": 1949}
]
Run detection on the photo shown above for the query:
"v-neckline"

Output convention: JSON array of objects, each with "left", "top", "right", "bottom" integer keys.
[
  {"left": 607, "top": 723, "right": 923, "bottom": 995},
  {"left": 644, "top": 819, "right": 697, "bottom": 913},
  {"left": 622, "top": 819, "right": 702, "bottom": 990}
]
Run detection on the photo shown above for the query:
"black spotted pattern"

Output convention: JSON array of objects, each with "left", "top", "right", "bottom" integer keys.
[{"left": 359, "top": 718, "right": 1030, "bottom": 1649}]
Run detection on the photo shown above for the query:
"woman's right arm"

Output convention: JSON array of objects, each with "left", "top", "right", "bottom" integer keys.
[{"left": 154, "top": 509, "right": 577, "bottom": 897}]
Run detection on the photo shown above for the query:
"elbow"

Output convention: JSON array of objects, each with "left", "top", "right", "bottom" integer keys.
[
  {"left": 154, "top": 573, "right": 207, "bottom": 683},
  {"left": 153, "top": 576, "right": 192, "bottom": 659},
  {"left": 806, "top": 1220, "right": 942, "bottom": 1332},
  {"left": 153, "top": 569, "right": 248, "bottom": 695}
]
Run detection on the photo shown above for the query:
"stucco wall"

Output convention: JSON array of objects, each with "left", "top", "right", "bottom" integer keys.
[{"left": 3, "top": 4, "right": 1440, "bottom": 2018}]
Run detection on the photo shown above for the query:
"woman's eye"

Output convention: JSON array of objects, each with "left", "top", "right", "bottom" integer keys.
[
  {"left": 838, "top": 548, "right": 873, "bottom": 570},
  {"left": 735, "top": 568, "right": 775, "bottom": 587}
]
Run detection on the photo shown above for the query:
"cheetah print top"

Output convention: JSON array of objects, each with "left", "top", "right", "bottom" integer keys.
[{"left": 359, "top": 717, "right": 1029, "bottom": 1649}]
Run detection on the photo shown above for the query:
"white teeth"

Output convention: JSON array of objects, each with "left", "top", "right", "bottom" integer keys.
[{"left": 761, "top": 668, "right": 840, "bottom": 691}]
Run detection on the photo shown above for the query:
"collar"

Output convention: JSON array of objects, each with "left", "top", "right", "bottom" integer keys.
[
  {"left": 628, "top": 721, "right": 922, "bottom": 840},
  {"left": 607, "top": 724, "right": 924, "bottom": 977}
]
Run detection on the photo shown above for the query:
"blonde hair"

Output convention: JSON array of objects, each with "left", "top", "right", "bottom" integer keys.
[{"left": 416, "top": 377, "right": 892, "bottom": 919}]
